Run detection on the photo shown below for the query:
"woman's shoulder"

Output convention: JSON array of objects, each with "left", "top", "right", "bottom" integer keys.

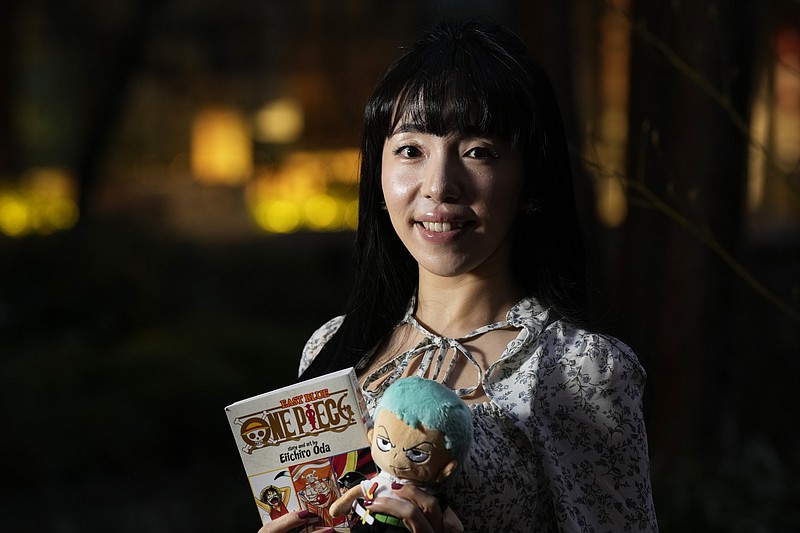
[
  {"left": 298, "top": 315, "right": 345, "bottom": 376},
  {"left": 534, "top": 319, "right": 646, "bottom": 384},
  {"left": 494, "top": 319, "right": 649, "bottom": 439},
  {"left": 491, "top": 315, "right": 647, "bottom": 412},
  {"left": 502, "top": 296, "right": 644, "bottom": 380}
]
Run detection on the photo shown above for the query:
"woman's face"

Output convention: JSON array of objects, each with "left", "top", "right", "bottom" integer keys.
[{"left": 381, "top": 123, "right": 525, "bottom": 280}]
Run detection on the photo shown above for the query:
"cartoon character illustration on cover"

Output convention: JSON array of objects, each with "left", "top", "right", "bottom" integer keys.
[
  {"left": 329, "top": 376, "right": 473, "bottom": 532},
  {"left": 256, "top": 484, "right": 292, "bottom": 521},
  {"left": 291, "top": 460, "right": 341, "bottom": 527}
]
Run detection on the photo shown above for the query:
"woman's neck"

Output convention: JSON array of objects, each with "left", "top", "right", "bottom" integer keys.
[{"left": 414, "top": 270, "right": 524, "bottom": 338}]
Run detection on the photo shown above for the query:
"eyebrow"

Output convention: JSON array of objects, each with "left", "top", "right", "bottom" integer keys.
[
  {"left": 403, "top": 440, "right": 435, "bottom": 450},
  {"left": 388, "top": 122, "right": 428, "bottom": 136},
  {"left": 389, "top": 123, "right": 505, "bottom": 145}
]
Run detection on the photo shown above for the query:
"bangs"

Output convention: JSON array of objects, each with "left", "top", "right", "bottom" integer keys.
[{"left": 371, "top": 38, "right": 533, "bottom": 145}]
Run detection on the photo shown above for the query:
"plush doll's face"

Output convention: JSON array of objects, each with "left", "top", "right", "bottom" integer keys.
[{"left": 369, "top": 409, "right": 458, "bottom": 484}]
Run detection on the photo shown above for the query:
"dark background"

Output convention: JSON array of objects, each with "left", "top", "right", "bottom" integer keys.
[{"left": 1, "top": 1, "right": 798, "bottom": 531}]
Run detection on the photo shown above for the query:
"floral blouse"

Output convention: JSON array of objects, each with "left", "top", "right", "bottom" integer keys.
[{"left": 299, "top": 297, "right": 659, "bottom": 532}]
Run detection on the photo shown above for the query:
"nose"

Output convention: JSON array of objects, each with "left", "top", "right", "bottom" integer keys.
[{"left": 420, "top": 150, "right": 462, "bottom": 202}]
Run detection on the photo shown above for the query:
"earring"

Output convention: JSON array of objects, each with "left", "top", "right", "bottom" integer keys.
[{"left": 380, "top": 201, "right": 388, "bottom": 212}]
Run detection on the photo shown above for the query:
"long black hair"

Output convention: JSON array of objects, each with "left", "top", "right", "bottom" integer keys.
[{"left": 301, "top": 19, "right": 587, "bottom": 380}]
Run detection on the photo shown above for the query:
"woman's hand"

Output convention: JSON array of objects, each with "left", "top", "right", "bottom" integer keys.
[
  {"left": 362, "top": 484, "right": 463, "bottom": 533},
  {"left": 255, "top": 509, "right": 334, "bottom": 533}
]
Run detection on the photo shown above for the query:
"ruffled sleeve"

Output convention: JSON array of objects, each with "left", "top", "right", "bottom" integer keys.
[
  {"left": 519, "top": 324, "right": 658, "bottom": 531},
  {"left": 298, "top": 315, "right": 344, "bottom": 376}
]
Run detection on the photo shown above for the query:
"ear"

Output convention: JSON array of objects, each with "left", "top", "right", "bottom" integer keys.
[
  {"left": 436, "top": 459, "right": 459, "bottom": 483},
  {"left": 367, "top": 428, "right": 374, "bottom": 442}
]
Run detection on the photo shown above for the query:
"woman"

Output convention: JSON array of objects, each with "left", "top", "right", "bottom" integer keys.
[{"left": 261, "top": 19, "right": 658, "bottom": 533}]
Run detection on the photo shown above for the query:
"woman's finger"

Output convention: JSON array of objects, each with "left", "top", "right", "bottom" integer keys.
[{"left": 255, "top": 509, "right": 319, "bottom": 533}]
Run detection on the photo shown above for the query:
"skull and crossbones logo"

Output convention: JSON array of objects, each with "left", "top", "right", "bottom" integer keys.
[{"left": 240, "top": 416, "right": 272, "bottom": 454}]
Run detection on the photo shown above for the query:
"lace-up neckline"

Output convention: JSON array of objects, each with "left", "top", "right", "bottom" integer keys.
[{"left": 359, "top": 299, "right": 519, "bottom": 409}]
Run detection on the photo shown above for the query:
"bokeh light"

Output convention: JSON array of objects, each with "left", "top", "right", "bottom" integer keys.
[
  {"left": 245, "top": 149, "right": 359, "bottom": 234},
  {"left": 191, "top": 107, "right": 253, "bottom": 185},
  {"left": 0, "top": 167, "right": 79, "bottom": 237}
]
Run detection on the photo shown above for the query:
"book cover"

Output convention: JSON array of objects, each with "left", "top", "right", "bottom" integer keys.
[{"left": 225, "top": 367, "right": 376, "bottom": 531}]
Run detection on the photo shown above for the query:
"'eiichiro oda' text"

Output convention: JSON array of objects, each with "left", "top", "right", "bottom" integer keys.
[{"left": 280, "top": 442, "right": 332, "bottom": 463}]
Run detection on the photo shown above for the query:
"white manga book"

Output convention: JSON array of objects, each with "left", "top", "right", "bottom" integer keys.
[{"left": 225, "top": 367, "right": 376, "bottom": 532}]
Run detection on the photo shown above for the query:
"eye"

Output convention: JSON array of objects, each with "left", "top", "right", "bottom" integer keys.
[
  {"left": 376, "top": 436, "right": 393, "bottom": 452},
  {"left": 394, "top": 145, "right": 422, "bottom": 158},
  {"left": 464, "top": 146, "right": 499, "bottom": 159},
  {"left": 405, "top": 447, "right": 431, "bottom": 463}
]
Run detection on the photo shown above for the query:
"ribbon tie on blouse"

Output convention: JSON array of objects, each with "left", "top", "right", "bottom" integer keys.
[{"left": 360, "top": 303, "right": 517, "bottom": 408}]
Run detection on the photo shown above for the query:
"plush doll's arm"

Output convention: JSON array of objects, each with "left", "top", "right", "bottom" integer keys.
[{"left": 329, "top": 484, "right": 364, "bottom": 518}]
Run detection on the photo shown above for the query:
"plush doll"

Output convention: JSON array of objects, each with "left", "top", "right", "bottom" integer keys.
[{"left": 329, "top": 376, "right": 473, "bottom": 532}]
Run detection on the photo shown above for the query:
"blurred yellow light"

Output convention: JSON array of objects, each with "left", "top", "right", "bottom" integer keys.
[
  {"left": 0, "top": 194, "right": 31, "bottom": 236},
  {"left": 344, "top": 199, "right": 359, "bottom": 230},
  {"left": 253, "top": 199, "right": 302, "bottom": 233},
  {"left": 0, "top": 167, "right": 79, "bottom": 237},
  {"left": 597, "top": 177, "right": 628, "bottom": 227},
  {"left": 24, "top": 167, "right": 76, "bottom": 199},
  {"left": 585, "top": 0, "right": 630, "bottom": 228},
  {"left": 328, "top": 149, "right": 361, "bottom": 184},
  {"left": 32, "top": 199, "right": 80, "bottom": 233},
  {"left": 191, "top": 107, "right": 253, "bottom": 185},
  {"left": 19, "top": 167, "right": 80, "bottom": 234},
  {"left": 746, "top": 27, "right": 800, "bottom": 231},
  {"left": 255, "top": 98, "right": 304, "bottom": 144},
  {"left": 304, "top": 194, "right": 341, "bottom": 230},
  {"left": 245, "top": 148, "right": 360, "bottom": 233}
]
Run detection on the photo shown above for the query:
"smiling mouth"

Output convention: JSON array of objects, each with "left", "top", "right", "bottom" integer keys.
[{"left": 419, "top": 221, "right": 466, "bottom": 233}]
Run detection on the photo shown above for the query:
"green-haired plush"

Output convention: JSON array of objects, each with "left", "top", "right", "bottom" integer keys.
[{"left": 330, "top": 376, "right": 473, "bottom": 531}]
